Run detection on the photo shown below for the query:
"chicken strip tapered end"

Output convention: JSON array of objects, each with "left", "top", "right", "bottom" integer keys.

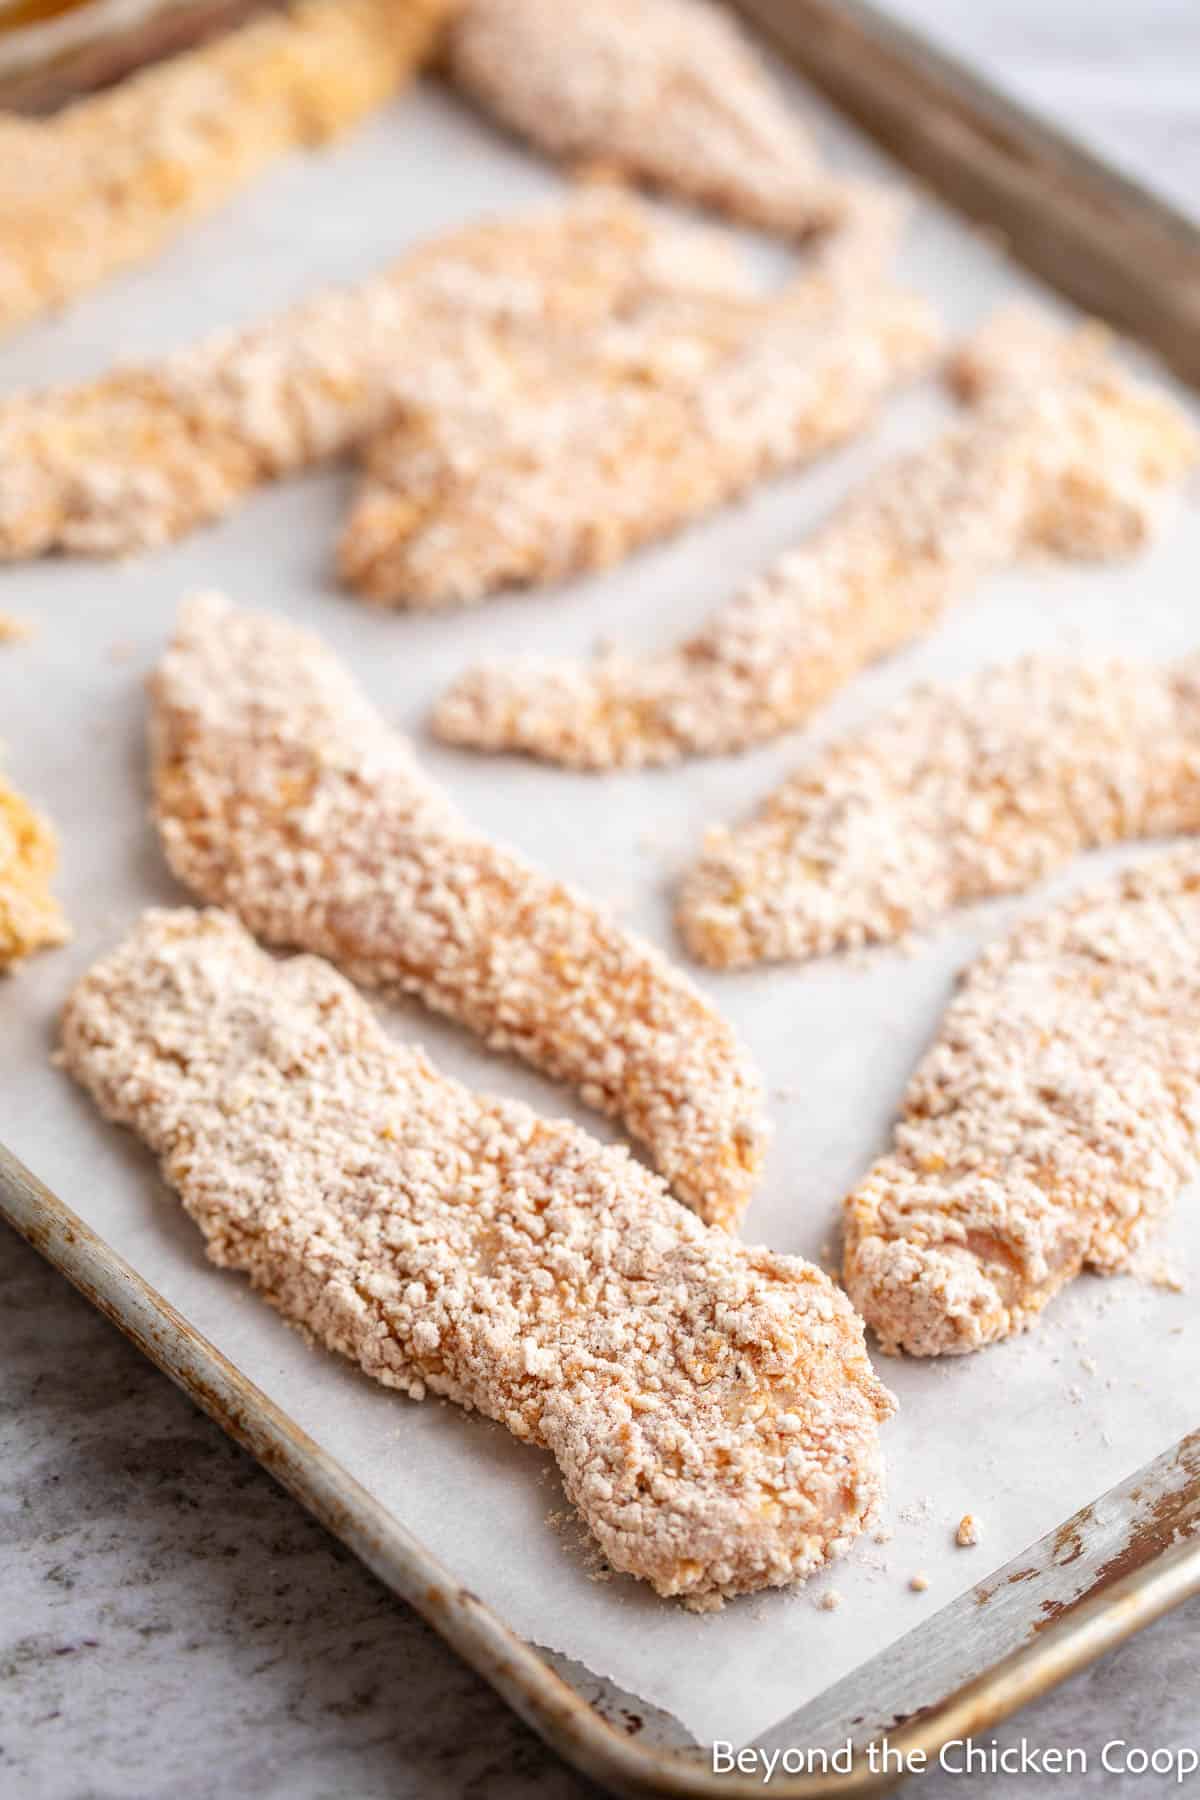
[{"left": 446, "top": 0, "right": 852, "bottom": 241}]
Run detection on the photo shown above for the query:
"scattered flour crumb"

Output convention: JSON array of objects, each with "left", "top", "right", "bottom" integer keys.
[
  {"left": 1127, "top": 1248, "right": 1187, "bottom": 1292},
  {"left": 956, "top": 1514, "right": 980, "bottom": 1548},
  {"left": 909, "top": 1572, "right": 930, "bottom": 1593},
  {"left": 818, "top": 1589, "right": 842, "bottom": 1612},
  {"left": 0, "top": 613, "right": 32, "bottom": 644}
]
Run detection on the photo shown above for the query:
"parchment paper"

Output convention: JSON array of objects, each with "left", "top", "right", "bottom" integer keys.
[{"left": 1, "top": 62, "right": 1196, "bottom": 1752}]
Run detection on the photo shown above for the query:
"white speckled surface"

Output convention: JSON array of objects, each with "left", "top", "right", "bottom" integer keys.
[{"left": 3, "top": 6, "right": 1199, "bottom": 1796}]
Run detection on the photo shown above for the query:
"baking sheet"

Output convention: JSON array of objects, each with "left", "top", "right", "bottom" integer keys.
[{"left": 1, "top": 62, "right": 1197, "bottom": 1754}]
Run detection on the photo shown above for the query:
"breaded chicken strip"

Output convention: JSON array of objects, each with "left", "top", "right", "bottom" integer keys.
[
  {"left": 0, "top": 188, "right": 744, "bottom": 560},
  {"left": 435, "top": 310, "right": 1196, "bottom": 766},
  {"left": 149, "top": 595, "right": 767, "bottom": 1229},
  {"left": 0, "top": 0, "right": 451, "bottom": 338},
  {"left": 341, "top": 216, "right": 936, "bottom": 606},
  {"left": 844, "top": 852, "right": 1200, "bottom": 1355},
  {"left": 447, "top": 0, "right": 858, "bottom": 239},
  {"left": 679, "top": 654, "right": 1200, "bottom": 967},
  {"left": 62, "top": 908, "right": 894, "bottom": 1604},
  {"left": 0, "top": 773, "right": 70, "bottom": 970}
]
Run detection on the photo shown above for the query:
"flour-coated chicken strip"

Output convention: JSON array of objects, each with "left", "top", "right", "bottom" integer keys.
[
  {"left": 150, "top": 595, "right": 767, "bottom": 1229},
  {"left": 62, "top": 908, "right": 894, "bottom": 1604}
]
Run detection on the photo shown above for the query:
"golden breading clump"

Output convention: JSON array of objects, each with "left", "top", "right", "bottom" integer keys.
[
  {"left": 448, "top": 0, "right": 860, "bottom": 239},
  {"left": 150, "top": 595, "right": 767, "bottom": 1229},
  {"left": 0, "top": 188, "right": 745, "bottom": 561},
  {"left": 679, "top": 654, "right": 1200, "bottom": 967},
  {"left": 340, "top": 214, "right": 936, "bottom": 606},
  {"left": 62, "top": 908, "right": 895, "bottom": 1604},
  {"left": 0, "top": 775, "right": 70, "bottom": 970},
  {"left": 0, "top": 0, "right": 452, "bottom": 338},
  {"left": 844, "top": 852, "right": 1200, "bottom": 1355},
  {"left": 434, "top": 309, "right": 1197, "bottom": 766}
]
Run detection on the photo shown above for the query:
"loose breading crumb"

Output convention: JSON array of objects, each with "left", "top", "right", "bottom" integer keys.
[
  {"left": 818, "top": 1589, "right": 843, "bottom": 1612},
  {"left": 435, "top": 308, "right": 1196, "bottom": 765},
  {"left": 149, "top": 594, "right": 768, "bottom": 1229},
  {"left": 0, "top": 187, "right": 745, "bottom": 562},
  {"left": 60, "top": 907, "right": 895, "bottom": 1606},
  {"left": 0, "top": 773, "right": 70, "bottom": 970},
  {"left": 0, "top": 613, "right": 32, "bottom": 644},
  {"left": 0, "top": 0, "right": 450, "bottom": 339},
  {"left": 344, "top": 201, "right": 930, "bottom": 608},
  {"left": 956, "top": 1515, "right": 979, "bottom": 1548},
  {"left": 843, "top": 850, "right": 1200, "bottom": 1357},
  {"left": 1126, "top": 1248, "right": 1188, "bottom": 1293},
  {"left": 448, "top": 0, "right": 861, "bottom": 240},
  {"left": 909, "top": 1572, "right": 930, "bottom": 1592},
  {"left": 677, "top": 651, "right": 1200, "bottom": 969},
  {"left": 899, "top": 1498, "right": 933, "bottom": 1525}
]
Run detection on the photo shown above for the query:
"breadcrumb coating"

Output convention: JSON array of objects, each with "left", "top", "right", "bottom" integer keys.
[
  {"left": 947, "top": 303, "right": 1106, "bottom": 406},
  {"left": 342, "top": 234, "right": 937, "bottom": 606},
  {"left": 0, "top": 0, "right": 451, "bottom": 339},
  {"left": 434, "top": 310, "right": 1197, "bottom": 766},
  {"left": 447, "top": 0, "right": 855, "bottom": 239},
  {"left": 0, "top": 188, "right": 744, "bottom": 561},
  {"left": 0, "top": 774, "right": 69, "bottom": 970},
  {"left": 678, "top": 654, "right": 1200, "bottom": 968},
  {"left": 949, "top": 306, "right": 1200, "bottom": 560},
  {"left": 150, "top": 595, "right": 767, "bottom": 1229},
  {"left": 844, "top": 851, "right": 1200, "bottom": 1356},
  {"left": 61, "top": 907, "right": 894, "bottom": 1603}
]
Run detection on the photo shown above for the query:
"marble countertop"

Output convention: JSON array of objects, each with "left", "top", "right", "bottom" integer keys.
[{"left": 4, "top": 6, "right": 1199, "bottom": 1796}]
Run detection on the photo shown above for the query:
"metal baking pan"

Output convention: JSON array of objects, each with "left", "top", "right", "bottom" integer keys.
[
  {"left": 0, "top": 0, "right": 264, "bottom": 113},
  {"left": 3, "top": 3, "right": 1199, "bottom": 1791}
]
